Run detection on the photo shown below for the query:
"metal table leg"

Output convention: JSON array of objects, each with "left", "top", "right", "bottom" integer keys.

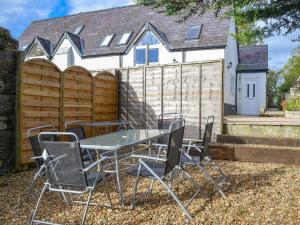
[{"left": 115, "top": 150, "right": 124, "bottom": 206}]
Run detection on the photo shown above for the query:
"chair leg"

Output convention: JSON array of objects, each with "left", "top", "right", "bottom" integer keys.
[
  {"left": 204, "top": 156, "right": 229, "bottom": 182},
  {"left": 179, "top": 166, "right": 202, "bottom": 208},
  {"left": 196, "top": 162, "right": 226, "bottom": 197},
  {"left": 130, "top": 163, "right": 142, "bottom": 209},
  {"left": 81, "top": 189, "right": 93, "bottom": 225},
  {"left": 26, "top": 167, "right": 44, "bottom": 200},
  {"left": 30, "top": 184, "right": 47, "bottom": 225},
  {"left": 140, "top": 161, "right": 193, "bottom": 220},
  {"left": 102, "top": 167, "right": 112, "bottom": 207}
]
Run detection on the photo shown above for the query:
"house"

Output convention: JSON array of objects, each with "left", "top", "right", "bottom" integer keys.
[{"left": 18, "top": 4, "right": 268, "bottom": 116}]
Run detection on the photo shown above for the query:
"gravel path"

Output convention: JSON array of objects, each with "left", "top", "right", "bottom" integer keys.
[{"left": 0, "top": 161, "right": 299, "bottom": 225}]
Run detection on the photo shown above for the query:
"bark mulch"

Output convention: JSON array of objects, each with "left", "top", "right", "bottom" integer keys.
[{"left": 0, "top": 161, "right": 299, "bottom": 225}]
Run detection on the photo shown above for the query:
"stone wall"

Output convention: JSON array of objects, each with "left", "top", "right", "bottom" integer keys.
[{"left": 0, "top": 27, "right": 20, "bottom": 174}]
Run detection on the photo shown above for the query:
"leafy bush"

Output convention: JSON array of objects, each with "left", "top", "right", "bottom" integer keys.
[
  {"left": 281, "top": 97, "right": 300, "bottom": 111},
  {"left": 280, "top": 100, "right": 288, "bottom": 111}
]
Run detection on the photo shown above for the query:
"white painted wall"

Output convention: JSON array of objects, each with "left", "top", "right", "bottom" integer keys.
[
  {"left": 52, "top": 38, "right": 73, "bottom": 71},
  {"left": 185, "top": 48, "right": 224, "bottom": 62},
  {"left": 223, "top": 17, "right": 239, "bottom": 107},
  {"left": 237, "top": 72, "right": 267, "bottom": 115}
]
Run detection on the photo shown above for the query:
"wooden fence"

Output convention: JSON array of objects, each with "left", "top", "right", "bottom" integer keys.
[
  {"left": 19, "top": 59, "right": 118, "bottom": 165},
  {"left": 119, "top": 60, "right": 224, "bottom": 140}
]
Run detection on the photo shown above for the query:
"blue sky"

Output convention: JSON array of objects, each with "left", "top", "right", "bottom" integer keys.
[{"left": 0, "top": 0, "right": 298, "bottom": 71}]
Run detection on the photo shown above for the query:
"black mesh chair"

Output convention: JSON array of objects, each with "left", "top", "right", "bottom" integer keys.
[
  {"left": 64, "top": 120, "right": 97, "bottom": 162},
  {"left": 127, "top": 119, "right": 197, "bottom": 220},
  {"left": 180, "top": 116, "right": 228, "bottom": 197},
  {"left": 30, "top": 132, "right": 111, "bottom": 225},
  {"left": 26, "top": 125, "right": 58, "bottom": 199}
]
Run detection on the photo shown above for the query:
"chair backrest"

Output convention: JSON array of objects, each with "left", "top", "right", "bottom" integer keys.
[
  {"left": 39, "top": 132, "right": 88, "bottom": 188},
  {"left": 27, "top": 125, "right": 57, "bottom": 168},
  {"left": 164, "top": 119, "right": 185, "bottom": 175},
  {"left": 201, "top": 119, "right": 214, "bottom": 160},
  {"left": 65, "top": 126, "right": 86, "bottom": 141},
  {"left": 157, "top": 113, "right": 183, "bottom": 144}
]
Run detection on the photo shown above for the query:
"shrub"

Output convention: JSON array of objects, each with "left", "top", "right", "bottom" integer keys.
[
  {"left": 282, "top": 97, "right": 300, "bottom": 111},
  {"left": 280, "top": 100, "right": 288, "bottom": 111}
]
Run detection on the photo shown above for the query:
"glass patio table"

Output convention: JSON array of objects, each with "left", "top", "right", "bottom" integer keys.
[{"left": 80, "top": 129, "right": 168, "bottom": 206}]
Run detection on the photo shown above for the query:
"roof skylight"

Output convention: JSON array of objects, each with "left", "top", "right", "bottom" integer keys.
[
  {"left": 100, "top": 34, "right": 115, "bottom": 47},
  {"left": 186, "top": 25, "right": 202, "bottom": 40},
  {"left": 74, "top": 25, "right": 85, "bottom": 35},
  {"left": 119, "top": 32, "right": 132, "bottom": 45}
]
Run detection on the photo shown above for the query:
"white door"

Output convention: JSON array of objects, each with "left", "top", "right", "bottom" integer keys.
[{"left": 243, "top": 80, "right": 259, "bottom": 115}]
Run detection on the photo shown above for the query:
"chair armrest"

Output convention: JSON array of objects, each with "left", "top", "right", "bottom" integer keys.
[
  {"left": 130, "top": 154, "right": 167, "bottom": 162},
  {"left": 31, "top": 156, "right": 44, "bottom": 160},
  {"left": 83, "top": 156, "right": 108, "bottom": 172},
  {"left": 151, "top": 143, "right": 167, "bottom": 148},
  {"left": 183, "top": 138, "right": 203, "bottom": 143}
]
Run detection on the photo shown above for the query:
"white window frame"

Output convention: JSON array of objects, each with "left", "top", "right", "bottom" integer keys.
[
  {"left": 100, "top": 34, "right": 114, "bottom": 47},
  {"left": 134, "top": 32, "right": 160, "bottom": 66}
]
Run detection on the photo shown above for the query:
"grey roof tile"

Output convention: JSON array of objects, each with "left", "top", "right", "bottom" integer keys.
[
  {"left": 238, "top": 45, "right": 268, "bottom": 71},
  {"left": 19, "top": 5, "right": 230, "bottom": 57}
]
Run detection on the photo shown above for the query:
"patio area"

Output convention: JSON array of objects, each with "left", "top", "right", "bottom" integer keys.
[{"left": 1, "top": 160, "right": 299, "bottom": 224}]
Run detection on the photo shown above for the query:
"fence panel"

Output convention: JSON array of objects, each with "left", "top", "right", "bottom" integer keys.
[
  {"left": 20, "top": 59, "right": 61, "bottom": 164},
  {"left": 20, "top": 61, "right": 118, "bottom": 165},
  {"left": 62, "top": 67, "right": 93, "bottom": 137},
  {"left": 94, "top": 71, "right": 118, "bottom": 135},
  {"left": 119, "top": 60, "right": 224, "bottom": 140}
]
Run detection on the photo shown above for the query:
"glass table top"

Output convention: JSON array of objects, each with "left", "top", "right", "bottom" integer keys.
[{"left": 80, "top": 129, "right": 168, "bottom": 150}]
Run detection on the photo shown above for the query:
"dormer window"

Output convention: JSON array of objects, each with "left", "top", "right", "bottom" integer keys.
[
  {"left": 74, "top": 25, "right": 85, "bottom": 35},
  {"left": 21, "top": 45, "right": 28, "bottom": 51},
  {"left": 31, "top": 46, "right": 44, "bottom": 57},
  {"left": 186, "top": 25, "right": 202, "bottom": 40},
  {"left": 100, "top": 34, "right": 114, "bottom": 47},
  {"left": 119, "top": 32, "right": 132, "bottom": 45},
  {"left": 135, "top": 31, "right": 159, "bottom": 65}
]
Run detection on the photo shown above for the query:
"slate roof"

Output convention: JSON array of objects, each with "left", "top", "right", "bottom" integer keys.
[
  {"left": 238, "top": 45, "right": 268, "bottom": 72},
  {"left": 25, "top": 36, "right": 52, "bottom": 57},
  {"left": 18, "top": 5, "right": 230, "bottom": 57}
]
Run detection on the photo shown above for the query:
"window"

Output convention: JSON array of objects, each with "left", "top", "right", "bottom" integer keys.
[
  {"left": 186, "top": 25, "right": 202, "bottom": 40},
  {"left": 100, "top": 34, "right": 114, "bottom": 47},
  {"left": 230, "top": 75, "right": 235, "bottom": 95},
  {"left": 73, "top": 25, "right": 85, "bottom": 35},
  {"left": 119, "top": 32, "right": 132, "bottom": 45},
  {"left": 135, "top": 31, "right": 159, "bottom": 65},
  {"left": 149, "top": 48, "right": 159, "bottom": 63},
  {"left": 136, "top": 49, "right": 146, "bottom": 64},
  {"left": 31, "top": 46, "right": 44, "bottom": 57},
  {"left": 138, "top": 31, "right": 159, "bottom": 46}
]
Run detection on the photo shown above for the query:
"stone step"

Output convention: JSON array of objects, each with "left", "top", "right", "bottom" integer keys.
[
  {"left": 217, "top": 134, "right": 300, "bottom": 147},
  {"left": 209, "top": 143, "right": 300, "bottom": 165}
]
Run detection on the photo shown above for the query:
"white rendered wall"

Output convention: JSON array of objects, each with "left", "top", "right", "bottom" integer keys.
[
  {"left": 223, "top": 17, "right": 239, "bottom": 107},
  {"left": 237, "top": 72, "right": 267, "bottom": 115},
  {"left": 52, "top": 38, "right": 73, "bottom": 71},
  {"left": 185, "top": 49, "right": 224, "bottom": 62}
]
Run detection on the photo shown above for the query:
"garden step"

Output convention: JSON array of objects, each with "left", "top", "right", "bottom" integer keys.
[
  {"left": 209, "top": 143, "right": 300, "bottom": 166},
  {"left": 217, "top": 134, "right": 300, "bottom": 147}
]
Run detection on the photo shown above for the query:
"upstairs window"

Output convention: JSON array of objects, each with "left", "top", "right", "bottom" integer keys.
[
  {"left": 135, "top": 31, "right": 159, "bottom": 65},
  {"left": 186, "top": 25, "right": 202, "bottom": 40},
  {"left": 73, "top": 25, "right": 85, "bottom": 35},
  {"left": 100, "top": 34, "right": 114, "bottom": 47},
  {"left": 31, "top": 46, "right": 44, "bottom": 57},
  {"left": 119, "top": 32, "right": 132, "bottom": 45}
]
